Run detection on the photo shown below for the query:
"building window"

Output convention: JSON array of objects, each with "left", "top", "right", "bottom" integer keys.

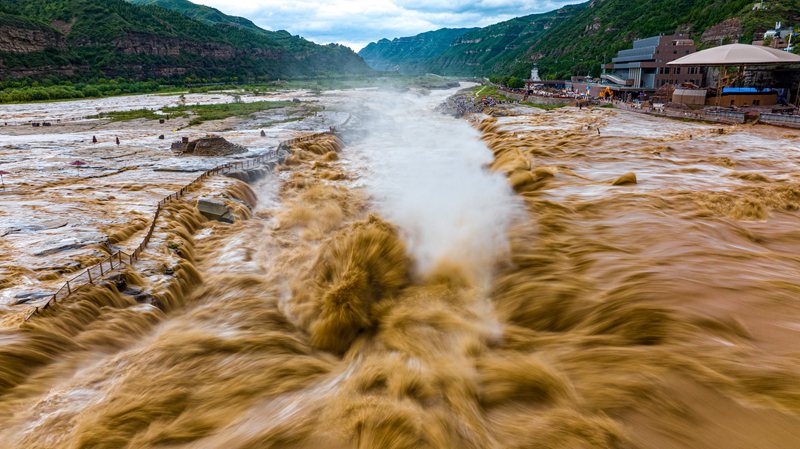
[{"left": 675, "top": 67, "right": 681, "bottom": 74}]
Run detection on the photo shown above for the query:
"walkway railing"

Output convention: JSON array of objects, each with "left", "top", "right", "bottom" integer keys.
[
  {"left": 760, "top": 113, "right": 800, "bottom": 128},
  {"left": 25, "top": 130, "right": 335, "bottom": 320},
  {"left": 613, "top": 102, "right": 746, "bottom": 124}
]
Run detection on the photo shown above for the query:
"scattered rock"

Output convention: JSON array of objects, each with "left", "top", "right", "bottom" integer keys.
[
  {"left": 612, "top": 172, "right": 638, "bottom": 186},
  {"left": 13, "top": 292, "right": 52, "bottom": 305},
  {"left": 135, "top": 293, "right": 156, "bottom": 305},
  {"left": 225, "top": 167, "right": 272, "bottom": 183},
  {"left": 35, "top": 219, "right": 69, "bottom": 230},
  {"left": 34, "top": 240, "right": 93, "bottom": 256},
  {"left": 197, "top": 197, "right": 235, "bottom": 223}
]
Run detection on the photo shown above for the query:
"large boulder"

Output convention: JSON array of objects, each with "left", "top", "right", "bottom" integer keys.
[
  {"left": 172, "top": 136, "right": 247, "bottom": 157},
  {"left": 197, "top": 197, "right": 235, "bottom": 223}
]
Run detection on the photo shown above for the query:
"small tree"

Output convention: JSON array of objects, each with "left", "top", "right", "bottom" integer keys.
[{"left": 506, "top": 76, "right": 525, "bottom": 89}]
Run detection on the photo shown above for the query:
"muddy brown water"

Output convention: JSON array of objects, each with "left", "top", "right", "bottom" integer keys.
[{"left": 0, "top": 88, "right": 799, "bottom": 448}]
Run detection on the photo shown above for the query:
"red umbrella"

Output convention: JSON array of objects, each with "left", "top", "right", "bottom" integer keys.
[
  {"left": 70, "top": 160, "right": 88, "bottom": 176},
  {"left": 0, "top": 170, "right": 8, "bottom": 189}
]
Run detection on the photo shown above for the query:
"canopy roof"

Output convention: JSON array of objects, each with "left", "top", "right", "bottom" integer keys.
[{"left": 668, "top": 44, "right": 800, "bottom": 66}]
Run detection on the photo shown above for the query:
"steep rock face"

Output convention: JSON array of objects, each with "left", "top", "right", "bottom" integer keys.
[
  {"left": 701, "top": 18, "right": 743, "bottom": 45},
  {"left": 110, "top": 32, "right": 285, "bottom": 61},
  {"left": 0, "top": 24, "right": 63, "bottom": 53},
  {"left": 113, "top": 32, "right": 236, "bottom": 59}
]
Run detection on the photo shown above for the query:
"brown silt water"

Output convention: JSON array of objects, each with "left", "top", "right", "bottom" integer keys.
[{"left": 0, "top": 87, "right": 799, "bottom": 448}]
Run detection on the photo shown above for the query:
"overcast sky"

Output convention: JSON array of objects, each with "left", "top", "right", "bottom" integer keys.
[{"left": 192, "top": 0, "right": 582, "bottom": 51}]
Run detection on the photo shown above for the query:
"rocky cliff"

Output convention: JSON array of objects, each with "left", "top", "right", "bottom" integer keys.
[
  {"left": 0, "top": 25, "right": 63, "bottom": 53},
  {"left": 0, "top": 0, "right": 370, "bottom": 81}
]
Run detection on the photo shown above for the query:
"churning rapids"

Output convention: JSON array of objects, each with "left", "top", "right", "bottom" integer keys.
[{"left": 1, "top": 85, "right": 800, "bottom": 449}]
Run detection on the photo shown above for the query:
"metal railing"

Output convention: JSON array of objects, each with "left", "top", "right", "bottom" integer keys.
[
  {"left": 759, "top": 113, "right": 800, "bottom": 128},
  {"left": 25, "top": 130, "right": 336, "bottom": 320},
  {"left": 613, "top": 102, "right": 746, "bottom": 124},
  {"left": 703, "top": 110, "right": 746, "bottom": 124}
]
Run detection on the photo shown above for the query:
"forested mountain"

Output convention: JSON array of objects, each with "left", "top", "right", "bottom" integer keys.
[
  {"left": 358, "top": 28, "right": 477, "bottom": 72},
  {"left": 127, "top": 0, "right": 266, "bottom": 35},
  {"left": 0, "top": 0, "right": 370, "bottom": 82},
  {"left": 361, "top": 0, "right": 800, "bottom": 79}
]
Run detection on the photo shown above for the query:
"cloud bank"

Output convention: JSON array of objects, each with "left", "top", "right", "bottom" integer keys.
[{"left": 193, "top": 0, "right": 582, "bottom": 50}]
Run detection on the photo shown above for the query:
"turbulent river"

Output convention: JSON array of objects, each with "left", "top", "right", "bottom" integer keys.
[{"left": 0, "top": 86, "right": 799, "bottom": 449}]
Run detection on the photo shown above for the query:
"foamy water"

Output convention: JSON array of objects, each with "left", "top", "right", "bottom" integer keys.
[{"left": 345, "top": 87, "right": 521, "bottom": 279}]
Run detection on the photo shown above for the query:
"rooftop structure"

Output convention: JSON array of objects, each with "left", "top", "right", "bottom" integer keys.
[
  {"left": 530, "top": 65, "right": 541, "bottom": 82},
  {"left": 601, "top": 34, "right": 703, "bottom": 90},
  {"left": 752, "top": 22, "right": 795, "bottom": 51}
]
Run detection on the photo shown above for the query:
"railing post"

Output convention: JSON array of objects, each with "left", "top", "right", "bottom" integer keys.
[
  {"left": 66, "top": 280, "right": 71, "bottom": 294},
  {"left": 88, "top": 269, "right": 93, "bottom": 284}
]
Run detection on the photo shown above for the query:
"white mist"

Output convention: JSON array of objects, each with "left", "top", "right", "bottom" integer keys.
[{"left": 345, "top": 86, "right": 521, "bottom": 280}]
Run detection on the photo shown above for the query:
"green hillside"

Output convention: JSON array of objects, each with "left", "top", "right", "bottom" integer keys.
[
  {"left": 424, "top": 6, "right": 584, "bottom": 76},
  {"left": 361, "top": 0, "right": 800, "bottom": 79},
  {"left": 358, "top": 28, "right": 477, "bottom": 72},
  {"left": 127, "top": 0, "right": 266, "bottom": 35},
  {"left": 507, "top": 0, "right": 800, "bottom": 79},
  {"left": 0, "top": 0, "right": 370, "bottom": 82}
]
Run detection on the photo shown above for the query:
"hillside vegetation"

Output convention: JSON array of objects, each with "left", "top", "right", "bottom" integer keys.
[
  {"left": 0, "top": 0, "right": 370, "bottom": 83},
  {"left": 128, "top": 0, "right": 267, "bottom": 35},
  {"left": 360, "top": 0, "right": 800, "bottom": 79}
]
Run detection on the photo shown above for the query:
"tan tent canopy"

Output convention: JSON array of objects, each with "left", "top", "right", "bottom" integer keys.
[{"left": 668, "top": 44, "right": 800, "bottom": 66}]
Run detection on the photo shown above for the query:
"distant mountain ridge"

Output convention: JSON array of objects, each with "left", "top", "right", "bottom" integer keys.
[
  {"left": 360, "top": 0, "right": 800, "bottom": 79},
  {"left": 358, "top": 28, "right": 477, "bottom": 72},
  {"left": 0, "top": 0, "right": 370, "bottom": 81}
]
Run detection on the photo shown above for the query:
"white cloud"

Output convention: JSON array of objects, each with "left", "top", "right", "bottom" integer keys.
[{"left": 191, "top": 0, "right": 582, "bottom": 50}]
